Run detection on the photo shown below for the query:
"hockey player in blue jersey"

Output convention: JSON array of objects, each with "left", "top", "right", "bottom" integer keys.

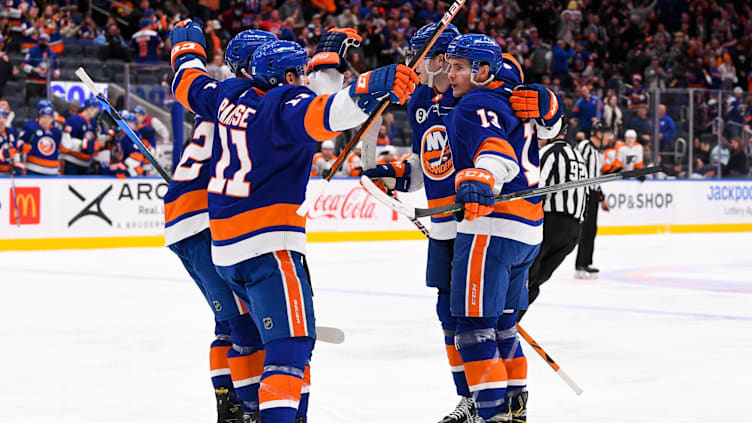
[
  {"left": 0, "top": 109, "right": 20, "bottom": 174},
  {"left": 169, "top": 18, "right": 417, "bottom": 423},
  {"left": 18, "top": 105, "right": 63, "bottom": 175},
  {"left": 60, "top": 97, "right": 101, "bottom": 175},
  {"left": 164, "top": 29, "right": 277, "bottom": 423},
  {"left": 364, "top": 27, "right": 562, "bottom": 423},
  {"left": 442, "top": 34, "right": 546, "bottom": 422}
]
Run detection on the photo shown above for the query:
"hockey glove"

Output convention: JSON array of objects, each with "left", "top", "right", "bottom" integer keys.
[
  {"left": 455, "top": 168, "right": 495, "bottom": 222},
  {"left": 510, "top": 83, "right": 562, "bottom": 127},
  {"left": 362, "top": 160, "right": 412, "bottom": 193},
  {"left": 349, "top": 64, "right": 419, "bottom": 114},
  {"left": 309, "top": 28, "right": 362, "bottom": 73},
  {"left": 169, "top": 19, "right": 207, "bottom": 73}
]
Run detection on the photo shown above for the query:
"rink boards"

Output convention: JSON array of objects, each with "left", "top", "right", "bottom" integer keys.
[{"left": 1, "top": 176, "right": 751, "bottom": 250}]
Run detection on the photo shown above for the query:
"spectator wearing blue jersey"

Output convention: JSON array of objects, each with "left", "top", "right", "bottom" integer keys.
[
  {"left": 572, "top": 85, "right": 600, "bottom": 134},
  {"left": 658, "top": 104, "right": 676, "bottom": 150},
  {"left": 130, "top": 18, "right": 163, "bottom": 65},
  {"left": 21, "top": 32, "right": 59, "bottom": 115},
  {"left": 552, "top": 39, "right": 574, "bottom": 84}
]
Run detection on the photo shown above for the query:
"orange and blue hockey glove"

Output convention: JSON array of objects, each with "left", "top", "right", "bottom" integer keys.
[
  {"left": 169, "top": 19, "right": 207, "bottom": 73},
  {"left": 309, "top": 28, "right": 362, "bottom": 73},
  {"left": 455, "top": 168, "right": 495, "bottom": 221},
  {"left": 510, "top": 83, "right": 562, "bottom": 127},
  {"left": 349, "top": 64, "right": 419, "bottom": 114},
  {"left": 362, "top": 160, "right": 412, "bottom": 192}
]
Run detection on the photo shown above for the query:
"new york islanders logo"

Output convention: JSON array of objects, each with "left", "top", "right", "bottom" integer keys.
[
  {"left": 420, "top": 125, "right": 454, "bottom": 180},
  {"left": 37, "top": 136, "right": 56, "bottom": 156}
]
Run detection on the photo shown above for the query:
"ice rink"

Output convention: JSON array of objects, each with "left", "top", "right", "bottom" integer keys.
[{"left": 1, "top": 232, "right": 751, "bottom": 423}]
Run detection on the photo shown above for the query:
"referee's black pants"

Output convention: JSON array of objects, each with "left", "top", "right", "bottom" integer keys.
[
  {"left": 526, "top": 212, "right": 581, "bottom": 308},
  {"left": 575, "top": 192, "right": 600, "bottom": 268}
]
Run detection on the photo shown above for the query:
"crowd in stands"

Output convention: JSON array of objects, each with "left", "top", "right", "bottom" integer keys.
[{"left": 0, "top": 0, "right": 750, "bottom": 178}]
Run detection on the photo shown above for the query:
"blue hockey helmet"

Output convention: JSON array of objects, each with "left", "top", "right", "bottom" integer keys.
[
  {"left": 225, "top": 29, "right": 278, "bottom": 75},
  {"left": 446, "top": 34, "right": 503, "bottom": 83},
  {"left": 409, "top": 23, "right": 460, "bottom": 60},
  {"left": 122, "top": 110, "right": 138, "bottom": 123},
  {"left": 39, "top": 105, "right": 54, "bottom": 116},
  {"left": 36, "top": 99, "right": 53, "bottom": 112},
  {"left": 250, "top": 40, "right": 307, "bottom": 88},
  {"left": 83, "top": 96, "right": 99, "bottom": 110},
  {"left": 132, "top": 106, "right": 146, "bottom": 115},
  {"left": 496, "top": 53, "right": 524, "bottom": 86}
]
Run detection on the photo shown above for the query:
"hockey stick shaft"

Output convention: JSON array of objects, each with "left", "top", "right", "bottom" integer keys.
[
  {"left": 296, "top": 0, "right": 467, "bottom": 216},
  {"left": 9, "top": 158, "right": 20, "bottom": 227},
  {"left": 516, "top": 323, "right": 583, "bottom": 395},
  {"left": 415, "top": 165, "right": 661, "bottom": 218},
  {"left": 75, "top": 67, "right": 172, "bottom": 183}
]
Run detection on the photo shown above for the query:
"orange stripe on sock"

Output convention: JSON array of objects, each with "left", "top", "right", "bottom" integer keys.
[
  {"left": 503, "top": 356, "right": 527, "bottom": 381},
  {"left": 464, "top": 358, "right": 508, "bottom": 390},
  {"left": 445, "top": 344, "right": 463, "bottom": 367},
  {"left": 259, "top": 373, "right": 303, "bottom": 403},
  {"left": 228, "top": 350, "right": 265, "bottom": 382},
  {"left": 210, "top": 345, "right": 231, "bottom": 371},
  {"left": 276, "top": 251, "right": 308, "bottom": 337}
]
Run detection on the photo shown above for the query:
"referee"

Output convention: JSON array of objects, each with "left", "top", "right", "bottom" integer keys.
[
  {"left": 520, "top": 118, "right": 588, "bottom": 320},
  {"left": 575, "top": 120, "right": 610, "bottom": 279}
]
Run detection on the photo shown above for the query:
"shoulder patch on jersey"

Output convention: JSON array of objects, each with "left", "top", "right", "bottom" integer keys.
[{"left": 420, "top": 125, "right": 454, "bottom": 181}]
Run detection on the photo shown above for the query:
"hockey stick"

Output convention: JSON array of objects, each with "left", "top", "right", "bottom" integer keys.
[
  {"left": 9, "top": 157, "right": 20, "bottom": 227},
  {"left": 74, "top": 67, "right": 172, "bottom": 183},
  {"left": 362, "top": 165, "right": 661, "bottom": 219},
  {"left": 295, "top": 0, "right": 468, "bottom": 217},
  {"left": 516, "top": 324, "right": 583, "bottom": 395}
]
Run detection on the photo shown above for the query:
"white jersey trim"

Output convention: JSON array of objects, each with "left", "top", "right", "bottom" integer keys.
[
  {"left": 164, "top": 212, "right": 210, "bottom": 246},
  {"left": 429, "top": 220, "right": 457, "bottom": 240},
  {"left": 458, "top": 217, "right": 542, "bottom": 245},
  {"left": 211, "top": 231, "right": 307, "bottom": 267},
  {"left": 60, "top": 153, "right": 89, "bottom": 167},
  {"left": 25, "top": 162, "right": 59, "bottom": 175},
  {"left": 328, "top": 87, "right": 369, "bottom": 131},
  {"left": 259, "top": 399, "right": 299, "bottom": 410}
]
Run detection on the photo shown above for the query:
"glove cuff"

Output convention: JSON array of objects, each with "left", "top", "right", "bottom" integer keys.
[
  {"left": 171, "top": 41, "right": 207, "bottom": 71},
  {"left": 455, "top": 168, "right": 495, "bottom": 191}
]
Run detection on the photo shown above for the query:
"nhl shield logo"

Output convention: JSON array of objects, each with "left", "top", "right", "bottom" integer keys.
[
  {"left": 263, "top": 317, "right": 273, "bottom": 330},
  {"left": 420, "top": 125, "right": 454, "bottom": 180}
]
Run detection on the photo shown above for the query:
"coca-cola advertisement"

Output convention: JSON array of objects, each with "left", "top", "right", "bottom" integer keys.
[{"left": 305, "top": 179, "right": 429, "bottom": 233}]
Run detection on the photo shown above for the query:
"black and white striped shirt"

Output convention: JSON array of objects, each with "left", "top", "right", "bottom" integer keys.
[
  {"left": 576, "top": 138, "right": 601, "bottom": 191},
  {"left": 539, "top": 140, "right": 589, "bottom": 220}
]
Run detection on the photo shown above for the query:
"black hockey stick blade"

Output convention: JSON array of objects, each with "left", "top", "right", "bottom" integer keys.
[{"left": 414, "top": 165, "right": 662, "bottom": 218}]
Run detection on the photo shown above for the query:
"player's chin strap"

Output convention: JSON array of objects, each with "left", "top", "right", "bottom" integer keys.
[
  {"left": 424, "top": 54, "right": 448, "bottom": 88},
  {"left": 471, "top": 71, "right": 495, "bottom": 87}
]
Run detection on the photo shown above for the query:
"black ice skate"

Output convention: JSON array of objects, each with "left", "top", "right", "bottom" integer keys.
[
  {"left": 574, "top": 266, "right": 599, "bottom": 279},
  {"left": 439, "top": 397, "right": 478, "bottom": 423},
  {"left": 508, "top": 390, "right": 527, "bottom": 422},
  {"left": 215, "top": 387, "right": 243, "bottom": 423},
  {"left": 242, "top": 412, "right": 259, "bottom": 423}
]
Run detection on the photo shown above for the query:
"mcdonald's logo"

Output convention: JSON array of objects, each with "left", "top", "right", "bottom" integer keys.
[{"left": 9, "top": 187, "right": 40, "bottom": 225}]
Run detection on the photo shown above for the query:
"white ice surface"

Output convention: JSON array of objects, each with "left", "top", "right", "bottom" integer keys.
[{"left": 1, "top": 232, "right": 752, "bottom": 423}]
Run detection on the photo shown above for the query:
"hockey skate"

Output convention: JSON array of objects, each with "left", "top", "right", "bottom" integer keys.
[
  {"left": 574, "top": 266, "right": 599, "bottom": 279},
  {"left": 215, "top": 387, "right": 243, "bottom": 423},
  {"left": 438, "top": 397, "right": 478, "bottom": 423},
  {"left": 242, "top": 412, "right": 259, "bottom": 423},
  {"left": 508, "top": 390, "right": 527, "bottom": 422}
]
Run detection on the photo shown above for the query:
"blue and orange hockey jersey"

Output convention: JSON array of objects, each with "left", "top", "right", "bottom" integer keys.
[
  {"left": 0, "top": 126, "right": 18, "bottom": 173},
  {"left": 407, "top": 84, "right": 458, "bottom": 240},
  {"left": 130, "top": 28, "right": 163, "bottom": 64},
  {"left": 19, "top": 120, "right": 63, "bottom": 175},
  {"left": 61, "top": 113, "right": 100, "bottom": 168},
  {"left": 172, "top": 64, "right": 362, "bottom": 266},
  {"left": 445, "top": 84, "right": 543, "bottom": 245},
  {"left": 21, "top": 45, "right": 59, "bottom": 83},
  {"left": 163, "top": 116, "right": 213, "bottom": 246}
]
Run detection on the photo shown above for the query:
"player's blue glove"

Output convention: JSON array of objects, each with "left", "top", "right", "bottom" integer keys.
[
  {"left": 454, "top": 168, "right": 495, "bottom": 222},
  {"left": 510, "top": 83, "right": 562, "bottom": 128},
  {"left": 309, "top": 28, "right": 362, "bottom": 73},
  {"left": 169, "top": 19, "right": 207, "bottom": 73},
  {"left": 362, "top": 160, "right": 412, "bottom": 192},
  {"left": 349, "top": 64, "right": 419, "bottom": 114}
]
